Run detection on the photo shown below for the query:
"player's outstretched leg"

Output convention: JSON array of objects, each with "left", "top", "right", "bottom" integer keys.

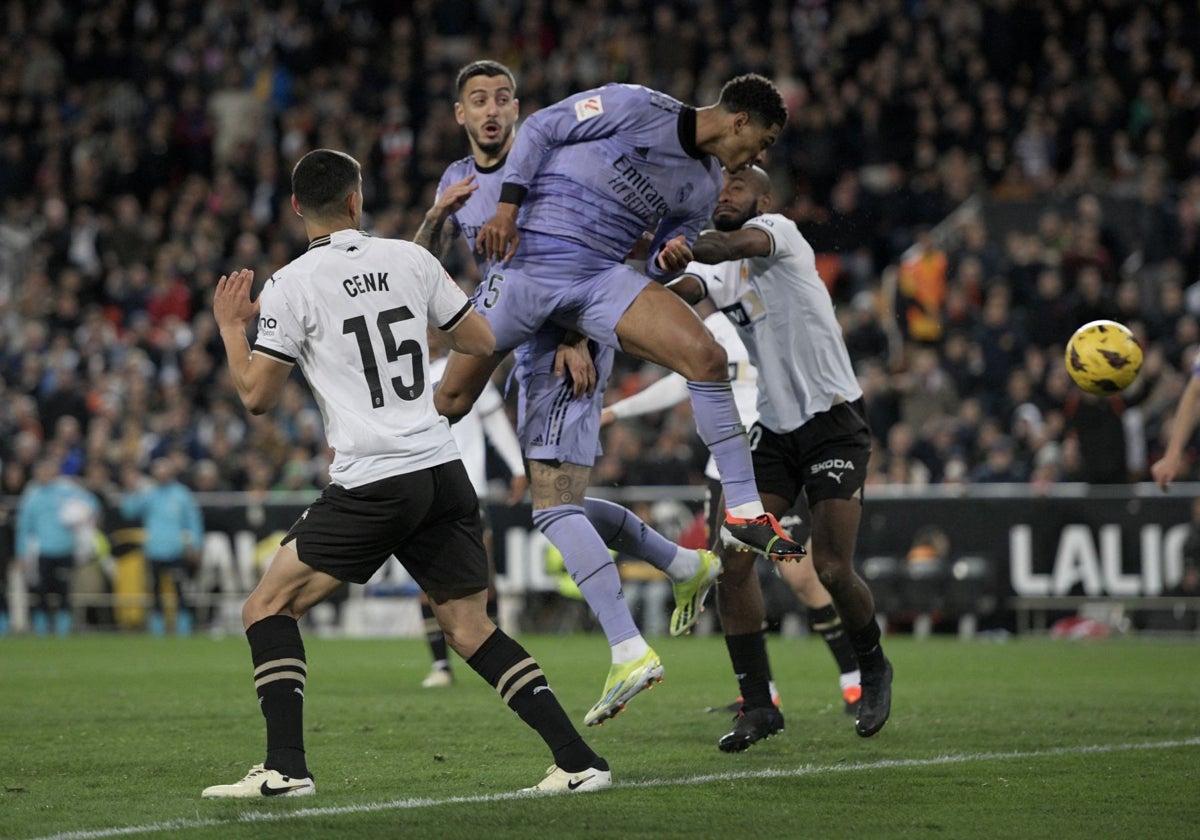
[
  {"left": 584, "top": 647, "right": 664, "bottom": 727},
  {"left": 464, "top": 625, "right": 611, "bottom": 793},
  {"left": 721, "top": 510, "right": 807, "bottom": 561},
  {"left": 203, "top": 615, "right": 316, "bottom": 799},
  {"left": 582, "top": 496, "right": 721, "bottom": 636},
  {"left": 670, "top": 549, "right": 722, "bottom": 636}
]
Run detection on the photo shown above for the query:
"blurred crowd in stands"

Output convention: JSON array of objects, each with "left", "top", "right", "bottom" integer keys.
[{"left": 4, "top": 0, "right": 1200, "bottom": 518}]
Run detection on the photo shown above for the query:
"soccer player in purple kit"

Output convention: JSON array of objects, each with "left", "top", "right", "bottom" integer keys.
[
  {"left": 418, "top": 61, "right": 722, "bottom": 726},
  {"left": 436, "top": 74, "right": 800, "bottom": 572}
]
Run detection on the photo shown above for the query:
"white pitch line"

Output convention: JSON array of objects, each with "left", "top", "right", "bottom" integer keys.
[{"left": 28, "top": 737, "right": 1200, "bottom": 840}]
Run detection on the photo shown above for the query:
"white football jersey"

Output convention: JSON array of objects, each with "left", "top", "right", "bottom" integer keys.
[
  {"left": 684, "top": 213, "right": 861, "bottom": 434},
  {"left": 254, "top": 229, "right": 472, "bottom": 488}
]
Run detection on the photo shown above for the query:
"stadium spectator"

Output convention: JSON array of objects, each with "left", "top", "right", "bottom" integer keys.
[{"left": 3, "top": 0, "right": 1200, "bottom": 571}]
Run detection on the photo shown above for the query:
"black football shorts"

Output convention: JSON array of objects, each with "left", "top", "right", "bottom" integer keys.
[
  {"left": 283, "top": 460, "right": 489, "bottom": 592},
  {"left": 750, "top": 398, "right": 871, "bottom": 507}
]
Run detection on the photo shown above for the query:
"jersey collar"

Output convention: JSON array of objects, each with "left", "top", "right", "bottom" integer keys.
[
  {"left": 677, "top": 107, "right": 704, "bottom": 160},
  {"left": 307, "top": 229, "right": 371, "bottom": 251}
]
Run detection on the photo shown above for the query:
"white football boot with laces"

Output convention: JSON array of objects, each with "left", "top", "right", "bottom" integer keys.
[
  {"left": 522, "top": 760, "right": 612, "bottom": 794},
  {"left": 202, "top": 764, "right": 315, "bottom": 799}
]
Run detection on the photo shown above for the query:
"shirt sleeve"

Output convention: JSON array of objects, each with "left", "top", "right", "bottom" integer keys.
[
  {"left": 478, "top": 384, "right": 526, "bottom": 476},
  {"left": 742, "top": 215, "right": 782, "bottom": 258},
  {"left": 252, "top": 274, "right": 303, "bottom": 364},
  {"left": 416, "top": 246, "right": 472, "bottom": 330}
]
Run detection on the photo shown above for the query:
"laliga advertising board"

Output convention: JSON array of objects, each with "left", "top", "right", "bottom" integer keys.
[{"left": 852, "top": 489, "right": 1195, "bottom": 600}]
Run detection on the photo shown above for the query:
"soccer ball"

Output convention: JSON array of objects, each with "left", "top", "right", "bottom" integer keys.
[{"left": 1064, "top": 319, "right": 1143, "bottom": 395}]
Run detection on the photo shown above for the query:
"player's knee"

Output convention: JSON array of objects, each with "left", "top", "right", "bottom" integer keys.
[
  {"left": 684, "top": 336, "right": 729, "bottom": 381},
  {"left": 815, "top": 560, "right": 850, "bottom": 598}
]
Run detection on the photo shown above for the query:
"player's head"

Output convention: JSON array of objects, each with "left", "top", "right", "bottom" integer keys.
[
  {"left": 455, "top": 60, "right": 519, "bottom": 160},
  {"left": 290, "top": 149, "right": 363, "bottom": 226},
  {"left": 712, "top": 165, "right": 772, "bottom": 231},
  {"left": 711, "top": 74, "right": 787, "bottom": 172}
]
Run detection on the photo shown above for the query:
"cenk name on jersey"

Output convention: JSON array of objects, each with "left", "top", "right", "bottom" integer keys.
[{"left": 341, "top": 272, "right": 390, "bottom": 297}]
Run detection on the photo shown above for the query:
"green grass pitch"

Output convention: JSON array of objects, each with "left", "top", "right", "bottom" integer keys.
[{"left": 2, "top": 631, "right": 1198, "bottom": 839}]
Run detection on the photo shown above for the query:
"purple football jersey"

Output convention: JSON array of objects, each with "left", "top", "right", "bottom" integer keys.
[
  {"left": 503, "top": 84, "right": 723, "bottom": 279},
  {"left": 436, "top": 155, "right": 505, "bottom": 273}
]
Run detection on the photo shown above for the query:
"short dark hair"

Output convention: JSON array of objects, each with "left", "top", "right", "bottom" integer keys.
[
  {"left": 718, "top": 74, "right": 788, "bottom": 129},
  {"left": 291, "top": 149, "right": 361, "bottom": 217},
  {"left": 455, "top": 60, "right": 517, "bottom": 96}
]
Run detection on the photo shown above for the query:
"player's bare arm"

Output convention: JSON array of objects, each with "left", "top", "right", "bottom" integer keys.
[
  {"left": 691, "top": 227, "right": 772, "bottom": 264},
  {"left": 1152, "top": 373, "right": 1200, "bottom": 490},
  {"left": 477, "top": 201, "right": 520, "bottom": 263},
  {"left": 442, "top": 309, "right": 496, "bottom": 357},
  {"left": 414, "top": 174, "right": 476, "bottom": 256},
  {"left": 665, "top": 273, "right": 707, "bottom": 305},
  {"left": 213, "top": 269, "right": 292, "bottom": 415}
]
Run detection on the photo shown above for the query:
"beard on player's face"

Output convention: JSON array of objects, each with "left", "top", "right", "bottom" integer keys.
[
  {"left": 713, "top": 206, "right": 751, "bottom": 231},
  {"left": 470, "top": 123, "right": 512, "bottom": 156}
]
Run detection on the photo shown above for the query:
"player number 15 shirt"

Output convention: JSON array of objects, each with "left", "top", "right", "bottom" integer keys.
[{"left": 253, "top": 229, "right": 473, "bottom": 488}]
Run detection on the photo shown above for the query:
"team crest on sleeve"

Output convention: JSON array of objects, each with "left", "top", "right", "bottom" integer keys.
[{"left": 574, "top": 95, "right": 604, "bottom": 121}]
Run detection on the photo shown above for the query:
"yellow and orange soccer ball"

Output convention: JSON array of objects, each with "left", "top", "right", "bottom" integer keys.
[{"left": 1064, "top": 319, "right": 1143, "bottom": 395}]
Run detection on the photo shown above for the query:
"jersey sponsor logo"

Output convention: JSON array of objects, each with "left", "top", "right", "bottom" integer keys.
[
  {"left": 574, "top": 95, "right": 604, "bottom": 121},
  {"left": 259, "top": 317, "right": 278, "bottom": 330},
  {"left": 720, "top": 302, "right": 752, "bottom": 327},
  {"left": 609, "top": 155, "right": 671, "bottom": 220},
  {"left": 341, "top": 272, "right": 390, "bottom": 297},
  {"left": 811, "top": 458, "right": 856, "bottom": 475}
]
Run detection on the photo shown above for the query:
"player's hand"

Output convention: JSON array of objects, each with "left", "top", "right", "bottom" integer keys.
[
  {"left": 434, "top": 174, "right": 478, "bottom": 217},
  {"left": 656, "top": 234, "right": 693, "bottom": 273},
  {"left": 600, "top": 407, "right": 616, "bottom": 427},
  {"left": 625, "top": 230, "right": 656, "bottom": 262},
  {"left": 507, "top": 474, "right": 530, "bottom": 505},
  {"left": 553, "top": 334, "right": 597, "bottom": 398},
  {"left": 1151, "top": 454, "right": 1181, "bottom": 491},
  {"left": 213, "top": 269, "right": 260, "bottom": 331},
  {"left": 478, "top": 203, "right": 521, "bottom": 263}
]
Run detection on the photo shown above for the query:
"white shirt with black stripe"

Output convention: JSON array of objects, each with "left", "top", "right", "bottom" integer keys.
[
  {"left": 253, "top": 229, "right": 473, "bottom": 488},
  {"left": 683, "top": 213, "right": 862, "bottom": 434}
]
